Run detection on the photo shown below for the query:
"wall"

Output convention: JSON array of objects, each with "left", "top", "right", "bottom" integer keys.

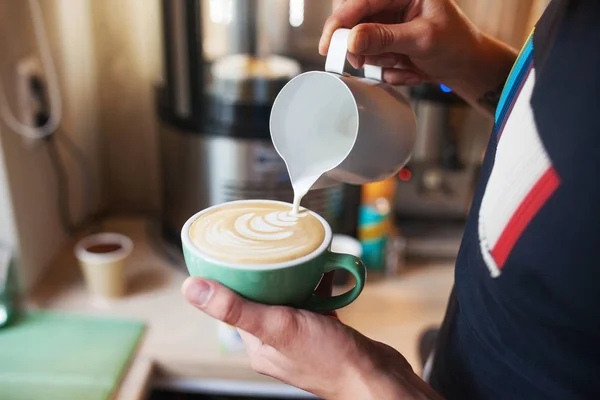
[
  {"left": 90, "top": 0, "right": 163, "bottom": 213},
  {"left": 0, "top": 0, "right": 162, "bottom": 291},
  {"left": 457, "top": 0, "right": 543, "bottom": 48},
  {"left": 0, "top": 0, "right": 101, "bottom": 292},
  {"left": 527, "top": 0, "right": 552, "bottom": 32}
]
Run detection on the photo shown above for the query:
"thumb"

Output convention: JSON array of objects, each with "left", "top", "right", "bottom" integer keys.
[
  {"left": 348, "top": 21, "right": 430, "bottom": 56},
  {"left": 182, "top": 277, "right": 300, "bottom": 348}
]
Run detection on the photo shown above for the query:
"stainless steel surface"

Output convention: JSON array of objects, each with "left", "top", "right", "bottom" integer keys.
[
  {"left": 210, "top": 55, "right": 300, "bottom": 104},
  {"left": 411, "top": 101, "right": 448, "bottom": 164},
  {"left": 395, "top": 165, "right": 475, "bottom": 218},
  {"left": 395, "top": 89, "right": 488, "bottom": 220},
  {"left": 160, "top": 124, "right": 345, "bottom": 235},
  {"left": 282, "top": 0, "right": 332, "bottom": 67},
  {"left": 201, "top": 0, "right": 288, "bottom": 62},
  {"left": 397, "top": 221, "right": 464, "bottom": 260},
  {"left": 169, "top": 0, "right": 191, "bottom": 117},
  {"left": 200, "top": 0, "right": 331, "bottom": 68},
  {"left": 230, "top": 0, "right": 259, "bottom": 55}
]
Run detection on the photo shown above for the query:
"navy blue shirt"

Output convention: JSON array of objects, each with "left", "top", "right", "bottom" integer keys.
[{"left": 429, "top": 1, "right": 600, "bottom": 398}]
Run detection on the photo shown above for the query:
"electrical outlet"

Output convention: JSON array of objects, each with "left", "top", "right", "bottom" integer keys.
[
  {"left": 15, "top": 56, "right": 44, "bottom": 125},
  {"left": 15, "top": 56, "right": 45, "bottom": 147}
]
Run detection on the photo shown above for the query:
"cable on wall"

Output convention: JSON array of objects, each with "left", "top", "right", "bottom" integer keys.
[{"left": 0, "top": 0, "right": 62, "bottom": 140}]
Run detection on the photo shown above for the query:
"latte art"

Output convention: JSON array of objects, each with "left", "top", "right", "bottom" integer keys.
[{"left": 190, "top": 201, "right": 325, "bottom": 264}]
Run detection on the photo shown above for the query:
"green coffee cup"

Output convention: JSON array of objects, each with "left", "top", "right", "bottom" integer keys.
[{"left": 181, "top": 200, "right": 366, "bottom": 312}]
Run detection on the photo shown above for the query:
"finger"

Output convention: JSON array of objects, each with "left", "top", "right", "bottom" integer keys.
[
  {"left": 364, "top": 53, "right": 400, "bottom": 68},
  {"left": 348, "top": 54, "right": 424, "bottom": 84},
  {"left": 347, "top": 52, "right": 365, "bottom": 69},
  {"left": 332, "top": 0, "right": 345, "bottom": 10},
  {"left": 363, "top": 52, "right": 416, "bottom": 68},
  {"left": 350, "top": 52, "right": 415, "bottom": 72},
  {"left": 238, "top": 329, "right": 282, "bottom": 364},
  {"left": 382, "top": 68, "right": 423, "bottom": 86},
  {"left": 319, "top": 0, "right": 411, "bottom": 55},
  {"left": 326, "top": 312, "right": 340, "bottom": 320},
  {"left": 182, "top": 277, "right": 300, "bottom": 348},
  {"left": 348, "top": 21, "right": 430, "bottom": 56},
  {"left": 237, "top": 328, "right": 262, "bottom": 354},
  {"left": 237, "top": 329, "right": 278, "bottom": 376}
]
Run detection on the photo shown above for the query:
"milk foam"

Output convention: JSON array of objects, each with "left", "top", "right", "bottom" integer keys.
[{"left": 190, "top": 201, "right": 325, "bottom": 264}]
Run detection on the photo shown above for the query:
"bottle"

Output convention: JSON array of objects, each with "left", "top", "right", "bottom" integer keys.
[{"left": 358, "top": 177, "right": 397, "bottom": 278}]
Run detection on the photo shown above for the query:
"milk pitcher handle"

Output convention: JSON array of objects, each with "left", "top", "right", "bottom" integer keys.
[{"left": 325, "top": 28, "right": 383, "bottom": 81}]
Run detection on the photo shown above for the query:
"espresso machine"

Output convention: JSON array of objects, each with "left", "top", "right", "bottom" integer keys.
[
  {"left": 394, "top": 83, "right": 491, "bottom": 258},
  {"left": 158, "top": 0, "right": 359, "bottom": 247}
]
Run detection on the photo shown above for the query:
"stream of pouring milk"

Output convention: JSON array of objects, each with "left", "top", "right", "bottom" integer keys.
[
  {"left": 290, "top": 160, "right": 338, "bottom": 215},
  {"left": 291, "top": 175, "right": 319, "bottom": 215}
]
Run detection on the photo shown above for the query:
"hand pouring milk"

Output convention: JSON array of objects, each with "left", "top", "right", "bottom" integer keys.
[{"left": 270, "top": 28, "right": 417, "bottom": 213}]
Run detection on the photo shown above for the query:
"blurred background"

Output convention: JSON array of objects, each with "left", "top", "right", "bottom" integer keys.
[{"left": 0, "top": 1, "right": 548, "bottom": 399}]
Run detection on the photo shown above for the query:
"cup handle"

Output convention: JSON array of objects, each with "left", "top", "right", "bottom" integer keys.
[
  {"left": 325, "top": 28, "right": 383, "bottom": 81},
  {"left": 301, "top": 251, "right": 366, "bottom": 312}
]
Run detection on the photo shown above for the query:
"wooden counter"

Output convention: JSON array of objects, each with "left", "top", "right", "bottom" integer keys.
[{"left": 29, "top": 218, "right": 454, "bottom": 399}]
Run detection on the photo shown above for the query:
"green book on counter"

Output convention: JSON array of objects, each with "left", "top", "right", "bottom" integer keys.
[{"left": 0, "top": 311, "right": 145, "bottom": 400}]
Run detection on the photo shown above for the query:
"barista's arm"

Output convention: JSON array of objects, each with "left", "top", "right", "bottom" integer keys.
[{"left": 319, "top": 0, "right": 518, "bottom": 117}]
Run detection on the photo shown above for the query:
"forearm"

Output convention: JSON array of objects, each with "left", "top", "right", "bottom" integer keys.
[{"left": 445, "top": 33, "right": 518, "bottom": 118}]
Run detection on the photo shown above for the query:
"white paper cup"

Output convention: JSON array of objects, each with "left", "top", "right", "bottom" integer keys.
[
  {"left": 331, "top": 234, "right": 363, "bottom": 258},
  {"left": 74, "top": 233, "right": 133, "bottom": 300}
]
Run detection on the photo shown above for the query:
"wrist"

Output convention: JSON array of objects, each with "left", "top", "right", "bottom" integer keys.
[
  {"left": 473, "top": 33, "right": 518, "bottom": 89},
  {"left": 445, "top": 32, "right": 518, "bottom": 115},
  {"left": 339, "top": 353, "right": 439, "bottom": 400},
  {"left": 344, "top": 369, "right": 440, "bottom": 400},
  {"left": 336, "top": 367, "right": 401, "bottom": 400}
]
